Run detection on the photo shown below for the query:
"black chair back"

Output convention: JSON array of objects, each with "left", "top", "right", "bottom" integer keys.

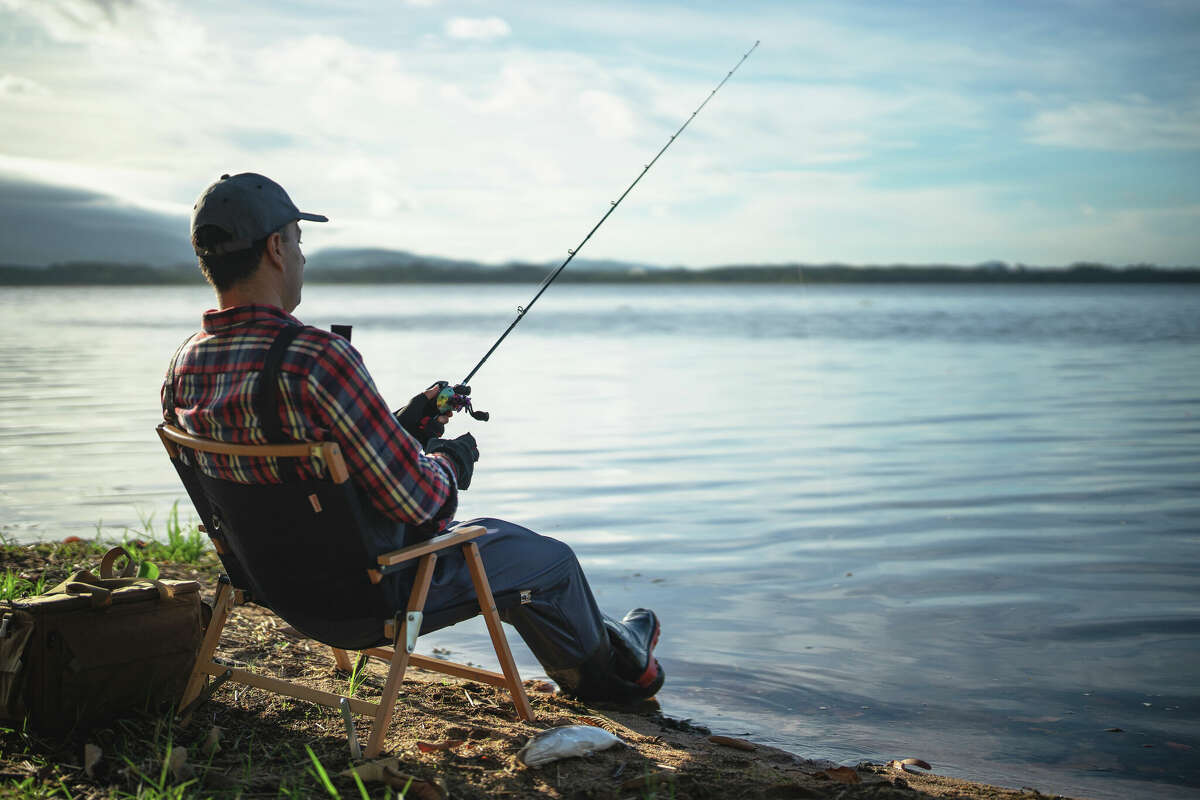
[{"left": 160, "top": 426, "right": 404, "bottom": 650}]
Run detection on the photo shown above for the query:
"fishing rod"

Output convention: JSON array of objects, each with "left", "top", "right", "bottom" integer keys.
[{"left": 434, "top": 40, "right": 760, "bottom": 422}]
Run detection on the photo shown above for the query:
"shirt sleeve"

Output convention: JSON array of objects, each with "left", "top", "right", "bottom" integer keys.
[{"left": 303, "top": 335, "right": 457, "bottom": 526}]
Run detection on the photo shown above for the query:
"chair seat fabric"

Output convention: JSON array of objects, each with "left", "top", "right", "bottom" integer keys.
[{"left": 182, "top": 463, "right": 396, "bottom": 650}]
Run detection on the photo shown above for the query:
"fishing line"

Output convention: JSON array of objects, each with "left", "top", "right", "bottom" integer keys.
[{"left": 437, "top": 40, "right": 760, "bottom": 421}]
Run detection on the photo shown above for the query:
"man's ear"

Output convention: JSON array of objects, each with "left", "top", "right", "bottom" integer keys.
[{"left": 263, "top": 231, "right": 286, "bottom": 271}]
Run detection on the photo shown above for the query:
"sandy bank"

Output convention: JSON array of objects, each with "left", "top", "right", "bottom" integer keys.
[{"left": 1, "top": 542, "right": 1084, "bottom": 799}]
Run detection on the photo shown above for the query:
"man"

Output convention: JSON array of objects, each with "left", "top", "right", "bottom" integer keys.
[{"left": 163, "top": 172, "right": 662, "bottom": 702}]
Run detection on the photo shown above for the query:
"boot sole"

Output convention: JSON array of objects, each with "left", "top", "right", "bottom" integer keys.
[{"left": 634, "top": 617, "right": 662, "bottom": 689}]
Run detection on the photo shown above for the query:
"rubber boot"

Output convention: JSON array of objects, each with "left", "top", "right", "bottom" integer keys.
[
  {"left": 551, "top": 609, "right": 664, "bottom": 703},
  {"left": 603, "top": 608, "right": 663, "bottom": 697}
]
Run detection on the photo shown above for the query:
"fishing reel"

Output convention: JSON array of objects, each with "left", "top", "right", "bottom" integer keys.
[{"left": 435, "top": 382, "right": 490, "bottom": 422}]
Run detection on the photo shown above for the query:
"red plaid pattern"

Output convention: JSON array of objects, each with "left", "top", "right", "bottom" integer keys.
[{"left": 162, "top": 304, "right": 455, "bottom": 527}]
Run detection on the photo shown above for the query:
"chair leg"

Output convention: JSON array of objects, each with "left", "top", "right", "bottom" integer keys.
[
  {"left": 364, "top": 552, "right": 438, "bottom": 759},
  {"left": 180, "top": 579, "right": 235, "bottom": 720},
  {"left": 330, "top": 647, "right": 353, "bottom": 672},
  {"left": 462, "top": 542, "right": 535, "bottom": 721}
]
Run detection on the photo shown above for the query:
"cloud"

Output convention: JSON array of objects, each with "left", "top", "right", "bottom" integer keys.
[
  {"left": 1, "top": 0, "right": 144, "bottom": 43},
  {"left": 444, "top": 16, "right": 511, "bottom": 41},
  {"left": 578, "top": 90, "right": 637, "bottom": 140},
  {"left": 995, "top": 203, "right": 1200, "bottom": 267},
  {"left": 1027, "top": 97, "right": 1200, "bottom": 151},
  {"left": 1, "top": 0, "right": 209, "bottom": 62},
  {"left": 0, "top": 74, "right": 49, "bottom": 96}
]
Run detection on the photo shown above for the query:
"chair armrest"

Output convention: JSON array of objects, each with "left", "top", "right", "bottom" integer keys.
[{"left": 376, "top": 525, "right": 487, "bottom": 567}]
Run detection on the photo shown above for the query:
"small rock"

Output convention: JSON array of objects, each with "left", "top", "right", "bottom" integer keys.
[
  {"left": 83, "top": 744, "right": 102, "bottom": 778},
  {"left": 707, "top": 735, "right": 757, "bottom": 751},
  {"left": 815, "top": 766, "right": 860, "bottom": 784},
  {"left": 887, "top": 757, "right": 932, "bottom": 774}
]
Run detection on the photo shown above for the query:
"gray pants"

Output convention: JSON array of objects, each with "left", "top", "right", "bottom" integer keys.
[{"left": 383, "top": 517, "right": 614, "bottom": 694}]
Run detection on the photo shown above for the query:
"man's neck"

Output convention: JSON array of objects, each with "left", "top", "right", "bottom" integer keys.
[{"left": 216, "top": 279, "right": 287, "bottom": 312}]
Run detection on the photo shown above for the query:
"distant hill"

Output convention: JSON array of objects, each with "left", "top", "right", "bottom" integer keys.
[
  {"left": 306, "top": 247, "right": 662, "bottom": 276},
  {"left": 0, "top": 175, "right": 191, "bottom": 267},
  {"left": 305, "top": 247, "right": 483, "bottom": 272},
  {"left": 536, "top": 257, "right": 666, "bottom": 274},
  {"left": 0, "top": 261, "right": 200, "bottom": 285}
]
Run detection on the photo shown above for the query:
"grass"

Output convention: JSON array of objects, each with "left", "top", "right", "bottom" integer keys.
[
  {"left": 306, "top": 745, "right": 342, "bottom": 798},
  {"left": 120, "top": 737, "right": 197, "bottom": 800},
  {"left": 1, "top": 569, "right": 47, "bottom": 602},
  {"left": 1, "top": 710, "right": 382, "bottom": 800},
  {"left": 305, "top": 746, "right": 411, "bottom": 800},
  {"left": 116, "top": 502, "right": 209, "bottom": 565},
  {"left": 347, "top": 656, "right": 370, "bottom": 698}
]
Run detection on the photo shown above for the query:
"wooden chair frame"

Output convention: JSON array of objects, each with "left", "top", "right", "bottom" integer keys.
[{"left": 157, "top": 423, "right": 534, "bottom": 758}]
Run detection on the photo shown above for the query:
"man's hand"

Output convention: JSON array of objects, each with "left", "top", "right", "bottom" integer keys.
[
  {"left": 427, "top": 433, "right": 479, "bottom": 490},
  {"left": 395, "top": 381, "right": 452, "bottom": 447}
]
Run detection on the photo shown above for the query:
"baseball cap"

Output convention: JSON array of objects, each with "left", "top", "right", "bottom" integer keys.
[{"left": 191, "top": 173, "right": 328, "bottom": 256}]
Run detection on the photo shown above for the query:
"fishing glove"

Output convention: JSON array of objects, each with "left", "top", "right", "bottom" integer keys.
[
  {"left": 395, "top": 381, "right": 449, "bottom": 447},
  {"left": 427, "top": 432, "right": 479, "bottom": 491}
]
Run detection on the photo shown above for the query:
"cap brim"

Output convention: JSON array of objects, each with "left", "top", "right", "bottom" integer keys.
[{"left": 298, "top": 212, "right": 329, "bottom": 222}]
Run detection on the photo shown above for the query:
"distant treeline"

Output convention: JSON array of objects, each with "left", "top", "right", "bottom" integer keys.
[
  {"left": 0, "top": 262, "right": 200, "bottom": 285},
  {"left": 2, "top": 260, "right": 1199, "bottom": 286}
]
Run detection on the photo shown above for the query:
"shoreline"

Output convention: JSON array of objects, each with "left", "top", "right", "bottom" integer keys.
[{"left": 0, "top": 540, "right": 1092, "bottom": 799}]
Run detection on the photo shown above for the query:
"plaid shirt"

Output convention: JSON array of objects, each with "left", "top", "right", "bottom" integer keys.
[{"left": 162, "top": 304, "right": 456, "bottom": 529}]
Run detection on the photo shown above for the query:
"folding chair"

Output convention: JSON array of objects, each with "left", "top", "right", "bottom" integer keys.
[{"left": 156, "top": 422, "right": 534, "bottom": 758}]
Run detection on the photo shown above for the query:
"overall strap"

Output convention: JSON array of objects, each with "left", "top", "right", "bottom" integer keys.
[
  {"left": 163, "top": 333, "right": 198, "bottom": 426},
  {"left": 255, "top": 324, "right": 306, "bottom": 482},
  {"left": 255, "top": 324, "right": 305, "bottom": 445}
]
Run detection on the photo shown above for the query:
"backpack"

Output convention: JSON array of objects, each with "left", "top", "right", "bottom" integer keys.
[{"left": 0, "top": 546, "right": 204, "bottom": 734}]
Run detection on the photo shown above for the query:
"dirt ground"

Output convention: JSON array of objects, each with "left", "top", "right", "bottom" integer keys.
[{"left": 1, "top": 543, "right": 1085, "bottom": 799}]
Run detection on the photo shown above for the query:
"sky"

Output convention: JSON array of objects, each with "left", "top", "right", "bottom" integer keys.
[{"left": 1, "top": 0, "right": 1198, "bottom": 268}]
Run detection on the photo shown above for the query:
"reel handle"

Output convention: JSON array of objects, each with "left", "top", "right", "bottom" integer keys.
[{"left": 435, "top": 383, "right": 490, "bottom": 422}]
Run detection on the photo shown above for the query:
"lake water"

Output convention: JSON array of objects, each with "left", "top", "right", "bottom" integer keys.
[{"left": 1, "top": 283, "right": 1198, "bottom": 799}]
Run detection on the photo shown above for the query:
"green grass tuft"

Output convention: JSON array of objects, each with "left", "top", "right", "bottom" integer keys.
[
  {"left": 347, "top": 656, "right": 370, "bottom": 698},
  {"left": 1, "top": 569, "right": 46, "bottom": 602},
  {"left": 305, "top": 745, "right": 341, "bottom": 799},
  {"left": 119, "top": 502, "right": 209, "bottom": 564}
]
